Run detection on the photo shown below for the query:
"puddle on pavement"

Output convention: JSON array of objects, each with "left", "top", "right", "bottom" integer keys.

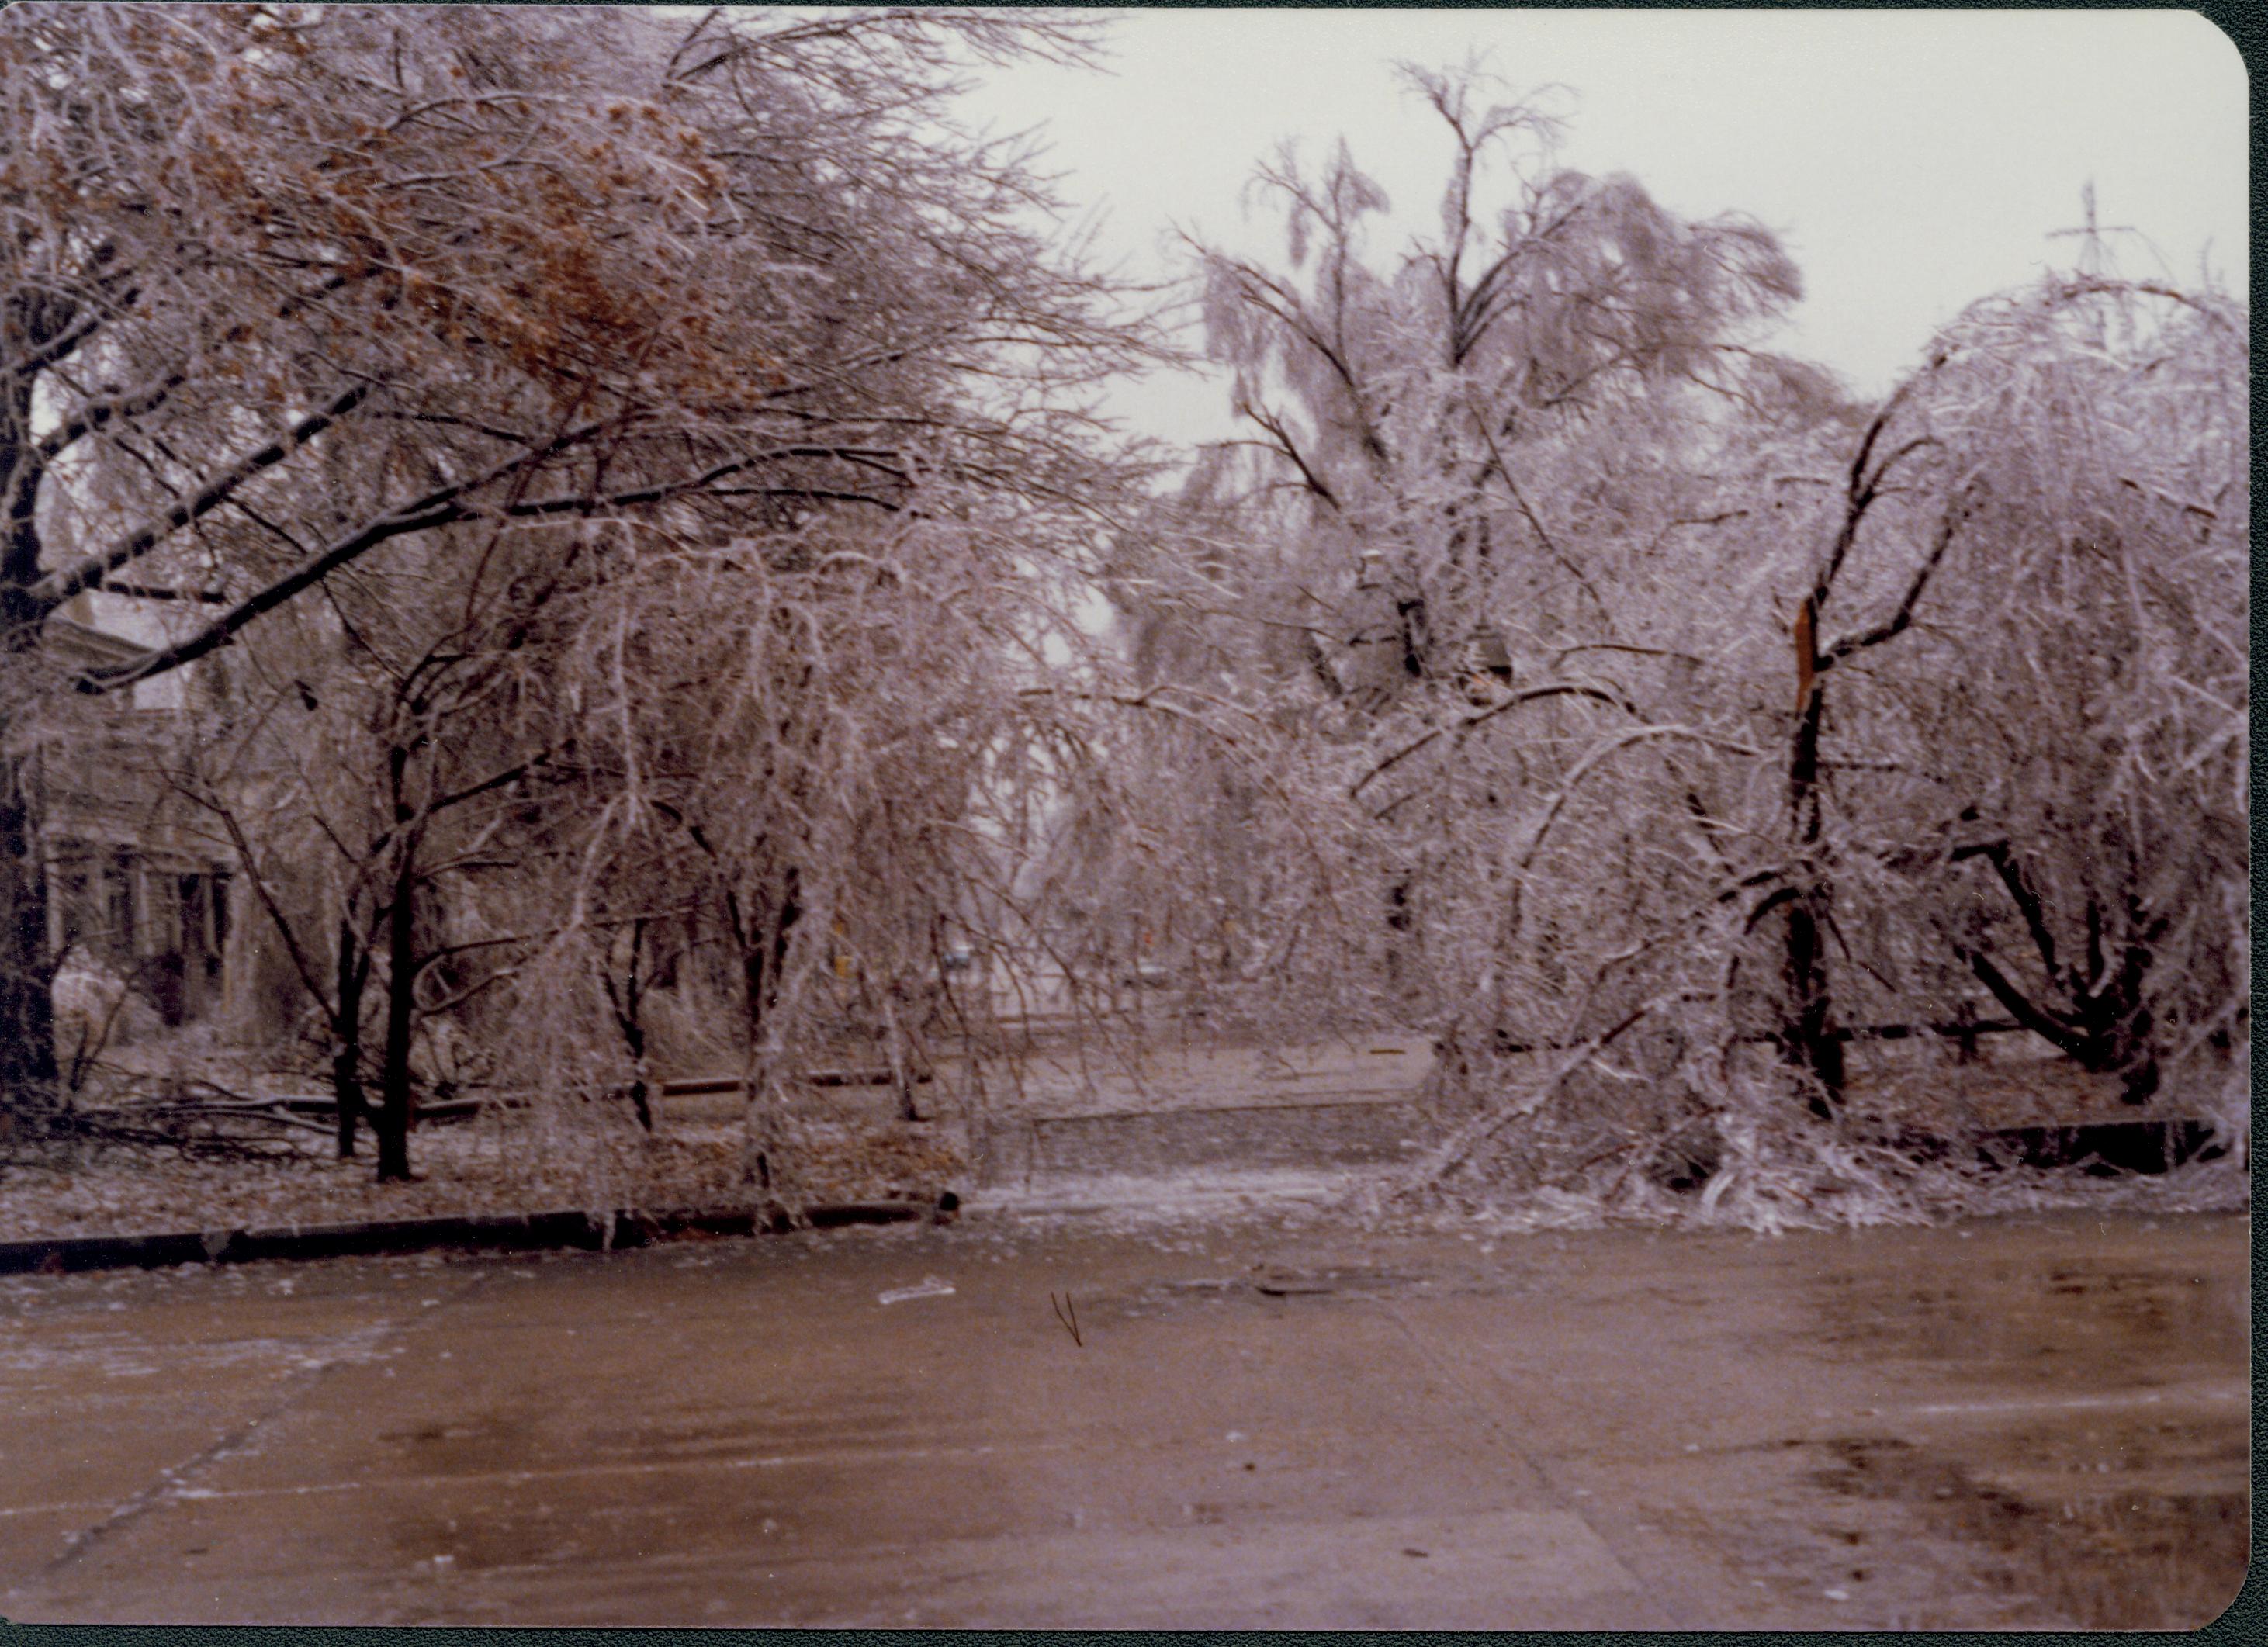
[
  {"left": 1795, "top": 1219, "right": 2249, "bottom": 1629},
  {"left": 1808, "top": 1430, "right": 2247, "bottom": 1630},
  {"left": 1809, "top": 1264, "right": 2245, "bottom": 1387}
]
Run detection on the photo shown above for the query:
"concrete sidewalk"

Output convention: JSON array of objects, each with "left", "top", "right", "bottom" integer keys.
[{"left": 0, "top": 1209, "right": 2247, "bottom": 1628}]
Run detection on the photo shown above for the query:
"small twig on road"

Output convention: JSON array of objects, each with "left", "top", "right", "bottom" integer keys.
[{"left": 1051, "top": 1290, "right": 1082, "bottom": 1346}]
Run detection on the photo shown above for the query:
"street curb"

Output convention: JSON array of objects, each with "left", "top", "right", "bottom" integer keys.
[{"left": 0, "top": 1197, "right": 950, "bottom": 1277}]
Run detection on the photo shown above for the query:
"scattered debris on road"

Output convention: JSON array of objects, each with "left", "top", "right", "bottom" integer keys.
[{"left": 878, "top": 1276, "right": 957, "bottom": 1306}]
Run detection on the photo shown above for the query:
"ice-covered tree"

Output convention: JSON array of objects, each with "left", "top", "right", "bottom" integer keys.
[{"left": 1, "top": 4, "right": 1160, "bottom": 1184}]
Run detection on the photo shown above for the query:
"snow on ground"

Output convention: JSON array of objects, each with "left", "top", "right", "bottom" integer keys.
[
  {"left": 965, "top": 1166, "right": 1369, "bottom": 1234},
  {"left": 0, "top": 1114, "right": 967, "bottom": 1242},
  {"left": 1, "top": 1026, "right": 2245, "bottom": 1243}
]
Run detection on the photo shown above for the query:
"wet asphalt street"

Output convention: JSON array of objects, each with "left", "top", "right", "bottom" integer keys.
[{"left": 0, "top": 1206, "right": 2248, "bottom": 1628}]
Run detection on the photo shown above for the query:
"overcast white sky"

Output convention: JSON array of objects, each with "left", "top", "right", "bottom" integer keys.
[{"left": 944, "top": 7, "right": 2247, "bottom": 445}]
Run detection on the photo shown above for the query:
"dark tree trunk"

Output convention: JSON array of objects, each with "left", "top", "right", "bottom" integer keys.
[
  {"left": 1961, "top": 912, "right": 2162, "bottom": 1105},
  {"left": 1781, "top": 613, "right": 1844, "bottom": 1119},
  {"left": 374, "top": 853, "right": 418, "bottom": 1182},
  {"left": 0, "top": 750, "right": 58, "bottom": 1118},
  {"left": 1782, "top": 894, "right": 1844, "bottom": 1118},
  {"left": 1952, "top": 832, "right": 2166, "bottom": 1105},
  {"left": 728, "top": 869, "right": 801, "bottom": 1197},
  {"left": 604, "top": 918, "right": 653, "bottom": 1132},
  {"left": 1, "top": 360, "right": 60, "bottom": 1122},
  {"left": 332, "top": 918, "right": 369, "bottom": 1157},
  {"left": 732, "top": 867, "right": 802, "bottom": 1048}
]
